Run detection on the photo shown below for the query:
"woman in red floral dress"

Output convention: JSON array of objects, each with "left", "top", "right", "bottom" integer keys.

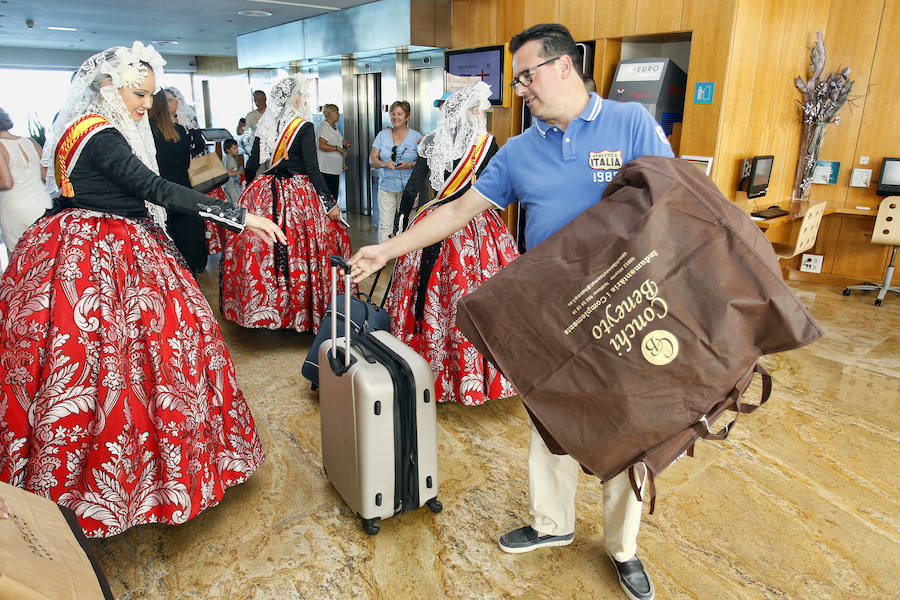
[
  {"left": 0, "top": 43, "right": 284, "bottom": 537},
  {"left": 219, "top": 74, "right": 352, "bottom": 332},
  {"left": 387, "top": 82, "right": 519, "bottom": 406}
]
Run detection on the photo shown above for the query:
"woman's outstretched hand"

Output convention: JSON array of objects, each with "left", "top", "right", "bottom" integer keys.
[
  {"left": 349, "top": 245, "right": 388, "bottom": 283},
  {"left": 245, "top": 214, "right": 287, "bottom": 244},
  {"left": 327, "top": 206, "right": 342, "bottom": 221}
]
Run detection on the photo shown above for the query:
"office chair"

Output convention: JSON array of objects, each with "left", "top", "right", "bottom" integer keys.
[
  {"left": 843, "top": 196, "right": 900, "bottom": 306},
  {"left": 769, "top": 201, "right": 827, "bottom": 258}
]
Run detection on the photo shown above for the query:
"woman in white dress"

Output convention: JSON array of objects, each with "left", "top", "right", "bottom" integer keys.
[
  {"left": 0, "top": 108, "right": 52, "bottom": 250},
  {"left": 316, "top": 103, "right": 351, "bottom": 203}
]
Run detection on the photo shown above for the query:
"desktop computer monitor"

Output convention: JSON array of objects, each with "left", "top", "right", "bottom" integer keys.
[
  {"left": 876, "top": 157, "right": 900, "bottom": 196},
  {"left": 745, "top": 155, "right": 774, "bottom": 199}
]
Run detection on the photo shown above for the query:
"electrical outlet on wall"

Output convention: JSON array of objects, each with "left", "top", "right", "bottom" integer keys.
[{"left": 800, "top": 253, "right": 824, "bottom": 273}]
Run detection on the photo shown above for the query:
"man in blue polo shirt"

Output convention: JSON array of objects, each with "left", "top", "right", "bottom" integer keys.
[{"left": 350, "top": 23, "right": 672, "bottom": 600}]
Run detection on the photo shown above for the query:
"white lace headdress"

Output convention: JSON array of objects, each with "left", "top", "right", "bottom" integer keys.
[
  {"left": 165, "top": 86, "right": 200, "bottom": 131},
  {"left": 42, "top": 41, "right": 168, "bottom": 227},
  {"left": 254, "top": 73, "right": 311, "bottom": 163},
  {"left": 418, "top": 81, "right": 491, "bottom": 192}
]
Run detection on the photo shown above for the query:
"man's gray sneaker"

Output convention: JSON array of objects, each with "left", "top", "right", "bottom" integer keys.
[
  {"left": 608, "top": 553, "right": 655, "bottom": 600},
  {"left": 498, "top": 525, "right": 574, "bottom": 553}
]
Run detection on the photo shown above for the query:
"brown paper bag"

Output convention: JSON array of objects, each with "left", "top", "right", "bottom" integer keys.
[
  {"left": 456, "top": 156, "right": 823, "bottom": 485},
  {"left": 188, "top": 152, "right": 228, "bottom": 194},
  {"left": 0, "top": 482, "right": 113, "bottom": 600}
]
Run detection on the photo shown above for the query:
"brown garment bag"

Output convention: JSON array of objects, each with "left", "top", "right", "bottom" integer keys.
[{"left": 456, "top": 156, "right": 823, "bottom": 502}]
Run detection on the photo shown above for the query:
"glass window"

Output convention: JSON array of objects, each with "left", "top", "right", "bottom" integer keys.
[{"left": 0, "top": 68, "right": 77, "bottom": 141}]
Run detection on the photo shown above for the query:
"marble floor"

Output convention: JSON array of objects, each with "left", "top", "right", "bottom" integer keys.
[{"left": 92, "top": 215, "right": 900, "bottom": 599}]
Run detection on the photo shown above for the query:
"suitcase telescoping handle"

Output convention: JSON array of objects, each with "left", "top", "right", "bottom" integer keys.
[{"left": 329, "top": 256, "right": 352, "bottom": 368}]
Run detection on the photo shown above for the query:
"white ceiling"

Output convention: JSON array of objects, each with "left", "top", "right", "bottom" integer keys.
[{"left": 0, "top": 0, "right": 377, "bottom": 56}]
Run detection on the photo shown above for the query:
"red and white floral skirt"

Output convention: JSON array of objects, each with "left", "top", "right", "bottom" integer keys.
[
  {"left": 0, "top": 209, "right": 265, "bottom": 537},
  {"left": 205, "top": 187, "right": 230, "bottom": 255},
  {"left": 219, "top": 174, "right": 353, "bottom": 332},
  {"left": 387, "top": 207, "right": 519, "bottom": 406}
]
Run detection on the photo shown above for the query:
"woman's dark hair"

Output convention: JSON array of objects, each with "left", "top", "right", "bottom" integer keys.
[
  {"left": 389, "top": 100, "right": 411, "bottom": 118},
  {"left": 149, "top": 91, "right": 180, "bottom": 143},
  {"left": 509, "top": 23, "right": 581, "bottom": 76},
  {"left": 0, "top": 107, "right": 12, "bottom": 131}
]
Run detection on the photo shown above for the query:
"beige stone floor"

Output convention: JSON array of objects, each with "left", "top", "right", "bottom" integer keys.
[{"left": 92, "top": 216, "right": 900, "bottom": 599}]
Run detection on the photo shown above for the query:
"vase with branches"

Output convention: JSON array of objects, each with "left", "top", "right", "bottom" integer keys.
[{"left": 793, "top": 31, "right": 854, "bottom": 201}]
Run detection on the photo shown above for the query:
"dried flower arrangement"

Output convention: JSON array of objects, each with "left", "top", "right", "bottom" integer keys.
[{"left": 793, "top": 31, "right": 854, "bottom": 200}]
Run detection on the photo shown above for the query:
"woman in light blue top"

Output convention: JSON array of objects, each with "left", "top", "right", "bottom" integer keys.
[{"left": 369, "top": 100, "right": 420, "bottom": 242}]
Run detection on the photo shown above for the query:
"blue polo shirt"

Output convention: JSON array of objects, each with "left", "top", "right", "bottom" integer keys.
[{"left": 473, "top": 93, "right": 673, "bottom": 249}]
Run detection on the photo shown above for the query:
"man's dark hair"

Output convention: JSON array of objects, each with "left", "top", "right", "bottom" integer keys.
[
  {"left": 252, "top": 90, "right": 265, "bottom": 97},
  {"left": 223, "top": 139, "right": 238, "bottom": 151},
  {"left": 0, "top": 107, "right": 12, "bottom": 131},
  {"left": 509, "top": 23, "right": 581, "bottom": 76}
]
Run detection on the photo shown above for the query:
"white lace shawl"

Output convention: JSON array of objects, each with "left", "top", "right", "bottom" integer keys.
[
  {"left": 166, "top": 86, "right": 200, "bottom": 131},
  {"left": 42, "top": 41, "right": 169, "bottom": 228},
  {"left": 255, "top": 74, "right": 311, "bottom": 163},
  {"left": 417, "top": 81, "right": 491, "bottom": 192}
]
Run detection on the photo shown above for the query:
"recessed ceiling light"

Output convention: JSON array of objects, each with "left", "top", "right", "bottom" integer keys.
[
  {"left": 152, "top": 40, "right": 179, "bottom": 45},
  {"left": 238, "top": 10, "right": 273, "bottom": 17},
  {"left": 48, "top": 26, "right": 77, "bottom": 31}
]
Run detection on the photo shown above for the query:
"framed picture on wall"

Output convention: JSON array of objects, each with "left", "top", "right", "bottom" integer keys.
[{"left": 680, "top": 155, "right": 714, "bottom": 176}]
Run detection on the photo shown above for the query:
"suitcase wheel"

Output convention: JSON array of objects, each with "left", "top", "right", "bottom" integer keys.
[
  {"left": 362, "top": 517, "right": 380, "bottom": 535},
  {"left": 426, "top": 498, "right": 443, "bottom": 514}
]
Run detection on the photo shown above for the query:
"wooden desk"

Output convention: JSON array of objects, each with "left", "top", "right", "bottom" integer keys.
[
  {"left": 754, "top": 206, "right": 877, "bottom": 230},
  {"left": 753, "top": 202, "right": 884, "bottom": 285}
]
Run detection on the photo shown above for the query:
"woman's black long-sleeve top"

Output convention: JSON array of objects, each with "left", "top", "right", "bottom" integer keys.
[
  {"left": 394, "top": 136, "right": 499, "bottom": 234},
  {"left": 53, "top": 128, "right": 245, "bottom": 232},
  {"left": 151, "top": 123, "right": 205, "bottom": 188},
  {"left": 244, "top": 121, "right": 337, "bottom": 213}
]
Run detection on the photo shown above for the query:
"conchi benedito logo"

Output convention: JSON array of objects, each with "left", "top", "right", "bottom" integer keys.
[{"left": 641, "top": 329, "right": 679, "bottom": 365}]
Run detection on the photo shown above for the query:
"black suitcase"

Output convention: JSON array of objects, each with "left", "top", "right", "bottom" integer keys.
[{"left": 302, "top": 267, "right": 391, "bottom": 388}]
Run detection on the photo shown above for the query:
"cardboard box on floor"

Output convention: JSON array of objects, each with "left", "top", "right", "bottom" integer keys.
[{"left": 0, "top": 481, "right": 113, "bottom": 600}]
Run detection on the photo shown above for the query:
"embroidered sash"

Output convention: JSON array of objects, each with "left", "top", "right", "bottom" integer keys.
[
  {"left": 269, "top": 116, "right": 306, "bottom": 169},
  {"left": 54, "top": 114, "right": 112, "bottom": 197},
  {"left": 413, "top": 134, "right": 493, "bottom": 221}
]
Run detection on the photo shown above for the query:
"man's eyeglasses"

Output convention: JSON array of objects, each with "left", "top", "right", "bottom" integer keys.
[{"left": 509, "top": 56, "right": 560, "bottom": 91}]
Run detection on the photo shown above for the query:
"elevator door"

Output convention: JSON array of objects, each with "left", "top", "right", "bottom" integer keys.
[{"left": 349, "top": 72, "right": 381, "bottom": 216}]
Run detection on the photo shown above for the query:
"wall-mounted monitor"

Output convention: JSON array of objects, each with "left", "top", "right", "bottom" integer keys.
[
  {"left": 739, "top": 155, "right": 774, "bottom": 198},
  {"left": 444, "top": 45, "right": 504, "bottom": 106},
  {"left": 876, "top": 157, "right": 900, "bottom": 196}
]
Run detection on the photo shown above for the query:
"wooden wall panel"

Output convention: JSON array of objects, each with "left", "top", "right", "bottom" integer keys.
[
  {"left": 678, "top": 0, "right": 734, "bottom": 171},
  {"left": 523, "top": 0, "right": 558, "bottom": 28},
  {"left": 844, "top": 0, "right": 900, "bottom": 210},
  {"left": 739, "top": 0, "right": 822, "bottom": 211},
  {"left": 594, "top": 38, "right": 623, "bottom": 102},
  {"left": 708, "top": 0, "right": 761, "bottom": 202},
  {"left": 812, "top": 0, "right": 884, "bottom": 208},
  {"left": 451, "top": 0, "right": 498, "bottom": 49},
  {"left": 559, "top": 0, "right": 596, "bottom": 42},
  {"left": 497, "top": 0, "right": 526, "bottom": 43},
  {"left": 635, "top": 0, "right": 684, "bottom": 34},
  {"left": 594, "top": 0, "right": 636, "bottom": 38}
]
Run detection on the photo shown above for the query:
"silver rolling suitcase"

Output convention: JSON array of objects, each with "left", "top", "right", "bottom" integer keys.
[{"left": 319, "top": 257, "right": 442, "bottom": 535}]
